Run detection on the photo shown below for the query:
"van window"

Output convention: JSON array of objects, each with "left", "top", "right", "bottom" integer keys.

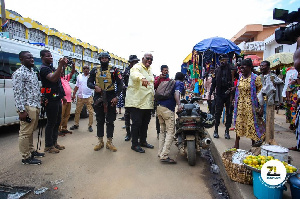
[{"left": 0, "top": 51, "right": 42, "bottom": 79}]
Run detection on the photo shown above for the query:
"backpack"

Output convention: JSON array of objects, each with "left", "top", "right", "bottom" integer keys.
[{"left": 155, "top": 79, "right": 176, "bottom": 101}]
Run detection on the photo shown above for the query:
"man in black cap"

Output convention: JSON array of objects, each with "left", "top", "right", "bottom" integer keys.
[
  {"left": 123, "top": 55, "right": 140, "bottom": 141},
  {"left": 208, "top": 54, "right": 233, "bottom": 139}
]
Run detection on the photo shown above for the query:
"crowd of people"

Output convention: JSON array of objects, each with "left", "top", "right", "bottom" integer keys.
[
  {"left": 13, "top": 49, "right": 188, "bottom": 165},
  {"left": 197, "top": 48, "right": 300, "bottom": 151},
  {"left": 12, "top": 45, "right": 300, "bottom": 166}
]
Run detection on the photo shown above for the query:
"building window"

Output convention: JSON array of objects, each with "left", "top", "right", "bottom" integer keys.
[
  {"left": 246, "top": 37, "right": 254, "bottom": 42},
  {"left": 93, "top": 52, "right": 98, "bottom": 59},
  {"left": 62, "top": 41, "right": 73, "bottom": 51},
  {"left": 75, "top": 59, "right": 82, "bottom": 68},
  {"left": 75, "top": 45, "right": 83, "bottom": 54},
  {"left": 28, "top": 29, "right": 46, "bottom": 43},
  {"left": 6, "top": 20, "right": 26, "bottom": 41},
  {"left": 84, "top": 49, "right": 92, "bottom": 57},
  {"left": 275, "top": 45, "right": 283, "bottom": 53},
  {"left": 48, "top": 36, "right": 61, "bottom": 48}
]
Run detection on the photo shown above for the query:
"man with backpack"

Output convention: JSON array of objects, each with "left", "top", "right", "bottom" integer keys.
[
  {"left": 156, "top": 72, "right": 185, "bottom": 164},
  {"left": 154, "top": 65, "right": 170, "bottom": 139}
]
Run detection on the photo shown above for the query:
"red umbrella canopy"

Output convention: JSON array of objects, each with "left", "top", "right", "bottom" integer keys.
[{"left": 244, "top": 55, "right": 262, "bottom": 66}]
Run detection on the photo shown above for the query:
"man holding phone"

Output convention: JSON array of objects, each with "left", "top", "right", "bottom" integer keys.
[{"left": 12, "top": 51, "right": 44, "bottom": 165}]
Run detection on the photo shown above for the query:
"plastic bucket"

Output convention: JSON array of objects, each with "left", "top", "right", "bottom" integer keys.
[
  {"left": 290, "top": 183, "right": 300, "bottom": 199},
  {"left": 261, "top": 145, "right": 289, "bottom": 162},
  {"left": 252, "top": 170, "right": 286, "bottom": 199}
]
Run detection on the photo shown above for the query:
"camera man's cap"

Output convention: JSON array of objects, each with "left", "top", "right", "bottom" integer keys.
[
  {"left": 219, "top": 54, "right": 229, "bottom": 61},
  {"left": 128, "top": 55, "right": 140, "bottom": 63}
]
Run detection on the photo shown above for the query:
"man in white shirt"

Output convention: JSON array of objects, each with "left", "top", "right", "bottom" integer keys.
[{"left": 70, "top": 66, "right": 94, "bottom": 132}]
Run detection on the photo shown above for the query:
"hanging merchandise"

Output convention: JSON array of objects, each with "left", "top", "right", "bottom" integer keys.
[
  {"left": 190, "top": 50, "right": 199, "bottom": 79},
  {"left": 282, "top": 66, "right": 286, "bottom": 76}
]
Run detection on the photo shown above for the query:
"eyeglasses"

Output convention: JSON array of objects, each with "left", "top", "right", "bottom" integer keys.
[
  {"left": 83, "top": 67, "right": 89, "bottom": 69},
  {"left": 145, "top": 57, "right": 153, "bottom": 61}
]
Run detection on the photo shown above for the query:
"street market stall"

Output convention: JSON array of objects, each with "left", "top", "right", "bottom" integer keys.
[
  {"left": 266, "top": 52, "right": 294, "bottom": 69},
  {"left": 188, "top": 37, "right": 241, "bottom": 97},
  {"left": 244, "top": 55, "right": 262, "bottom": 67}
]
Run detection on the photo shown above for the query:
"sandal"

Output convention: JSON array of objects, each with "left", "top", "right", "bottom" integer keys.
[
  {"left": 160, "top": 157, "right": 176, "bottom": 164},
  {"left": 58, "top": 132, "right": 65, "bottom": 137},
  {"left": 252, "top": 140, "right": 263, "bottom": 147},
  {"left": 289, "top": 124, "right": 296, "bottom": 131},
  {"left": 288, "top": 146, "right": 300, "bottom": 151}
]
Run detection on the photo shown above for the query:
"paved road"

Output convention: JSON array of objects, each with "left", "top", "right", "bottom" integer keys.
[{"left": 0, "top": 109, "right": 214, "bottom": 199}]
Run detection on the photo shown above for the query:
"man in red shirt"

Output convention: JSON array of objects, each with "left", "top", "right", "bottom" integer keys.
[
  {"left": 154, "top": 65, "right": 170, "bottom": 89},
  {"left": 154, "top": 65, "right": 170, "bottom": 139}
]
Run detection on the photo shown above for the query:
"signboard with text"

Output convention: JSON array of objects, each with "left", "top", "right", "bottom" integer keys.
[{"left": 0, "top": 32, "right": 10, "bottom": 38}]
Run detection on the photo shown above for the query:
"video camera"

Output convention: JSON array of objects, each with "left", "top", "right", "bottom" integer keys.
[
  {"left": 273, "top": 8, "right": 300, "bottom": 45},
  {"left": 63, "top": 56, "right": 73, "bottom": 67}
]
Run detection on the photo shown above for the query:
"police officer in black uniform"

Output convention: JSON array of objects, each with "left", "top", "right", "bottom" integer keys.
[
  {"left": 123, "top": 55, "right": 140, "bottom": 141},
  {"left": 87, "top": 51, "right": 123, "bottom": 152},
  {"left": 208, "top": 54, "right": 233, "bottom": 139}
]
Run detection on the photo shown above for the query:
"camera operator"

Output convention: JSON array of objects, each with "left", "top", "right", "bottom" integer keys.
[
  {"left": 39, "top": 50, "right": 67, "bottom": 154},
  {"left": 12, "top": 51, "right": 44, "bottom": 165}
]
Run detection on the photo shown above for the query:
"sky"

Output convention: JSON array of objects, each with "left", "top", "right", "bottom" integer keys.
[{"left": 3, "top": 0, "right": 300, "bottom": 77}]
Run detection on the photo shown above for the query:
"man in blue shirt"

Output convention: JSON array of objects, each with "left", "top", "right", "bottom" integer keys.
[{"left": 157, "top": 72, "right": 185, "bottom": 164}]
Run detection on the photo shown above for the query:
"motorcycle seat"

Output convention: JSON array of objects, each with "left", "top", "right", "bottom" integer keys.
[{"left": 183, "top": 104, "right": 196, "bottom": 110}]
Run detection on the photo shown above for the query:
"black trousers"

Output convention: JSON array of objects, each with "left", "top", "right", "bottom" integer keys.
[
  {"left": 124, "top": 107, "right": 131, "bottom": 128},
  {"left": 94, "top": 101, "right": 116, "bottom": 138},
  {"left": 45, "top": 100, "right": 62, "bottom": 147},
  {"left": 128, "top": 107, "right": 152, "bottom": 147},
  {"left": 214, "top": 95, "right": 232, "bottom": 129},
  {"left": 208, "top": 99, "right": 216, "bottom": 116}
]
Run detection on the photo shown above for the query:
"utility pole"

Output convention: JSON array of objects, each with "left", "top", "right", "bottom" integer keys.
[
  {"left": 265, "top": 75, "right": 276, "bottom": 144},
  {"left": 1, "top": 0, "right": 6, "bottom": 28}
]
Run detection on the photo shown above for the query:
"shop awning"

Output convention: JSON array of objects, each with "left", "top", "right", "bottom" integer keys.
[{"left": 183, "top": 52, "right": 192, "bottom": 63}]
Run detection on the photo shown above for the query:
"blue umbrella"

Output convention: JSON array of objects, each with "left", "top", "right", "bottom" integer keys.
[{"left": 193, "top": 37, "right": 241, "bottom": 54}]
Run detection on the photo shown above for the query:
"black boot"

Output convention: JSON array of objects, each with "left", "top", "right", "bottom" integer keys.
[
  {"left": 224, "top": 128, "right": 230, "bottom": 139},
  {"left": 213, "top": 128, "right": 219, "bottom": 138},
  {"left": 125, "top": 127, "right": 131, "bottom": 141}
]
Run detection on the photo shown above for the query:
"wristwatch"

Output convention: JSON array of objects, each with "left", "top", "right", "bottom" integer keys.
[{"left": 116, "top": 96, "right": 120, "bottom": 100}]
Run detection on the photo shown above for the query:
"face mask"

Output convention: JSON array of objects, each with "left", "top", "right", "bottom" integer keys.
[{"left": 100, "top": 61, "right": 109, "bottom": 69}]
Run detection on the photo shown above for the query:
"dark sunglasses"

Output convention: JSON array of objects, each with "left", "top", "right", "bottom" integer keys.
[
  {"left": 83, "top": 67, "right": 89, "bottom": 69},
  {"left": 145, "top": 57, "right": 153, "bottom": 61}
]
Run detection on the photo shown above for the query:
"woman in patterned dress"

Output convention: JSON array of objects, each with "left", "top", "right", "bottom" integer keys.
[
  {"left": 289, "top": 48, "right": 300, "bottom": 151},
  {"left": 233, "top": 59, "right": 265, "bottom": 149},
  {"left": 284, "top": 67, "right": 299, "bottom": 130}
]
